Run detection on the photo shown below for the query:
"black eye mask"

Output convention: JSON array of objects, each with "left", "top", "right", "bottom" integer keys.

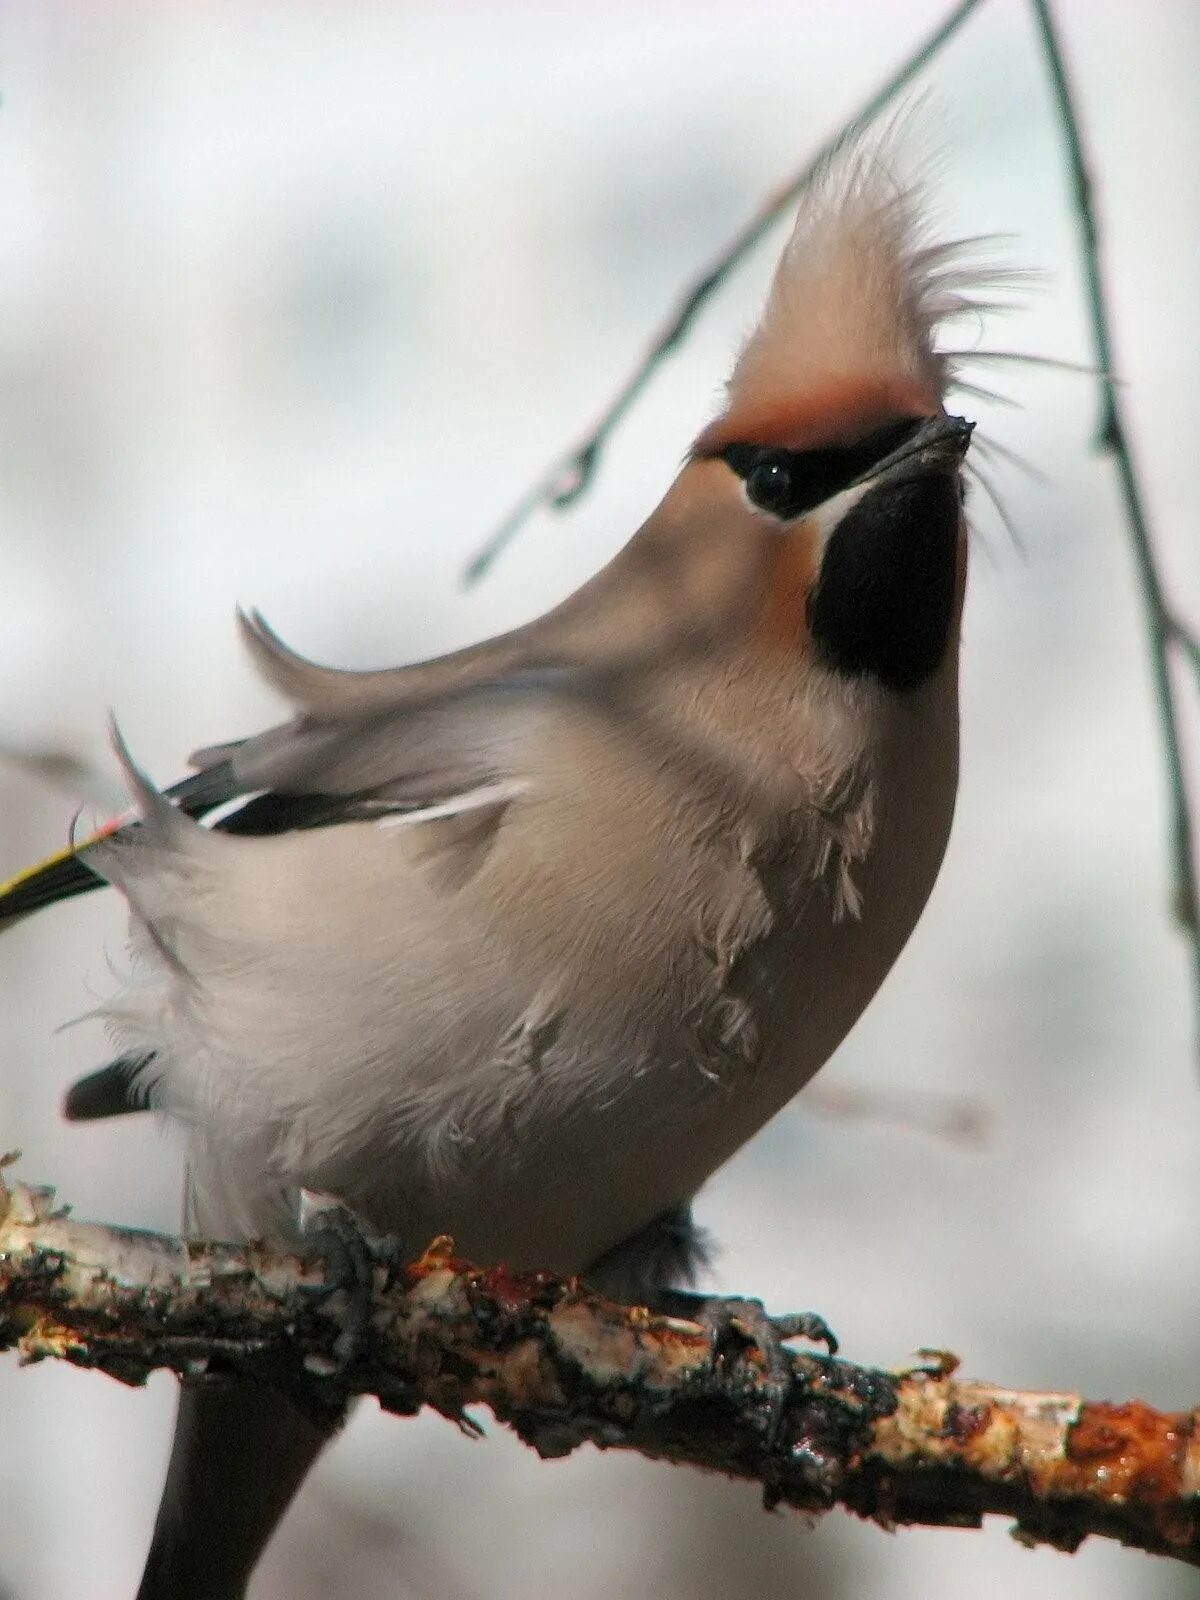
[{"left": 720, "top": 417, "right": 925, "bottom": 519}]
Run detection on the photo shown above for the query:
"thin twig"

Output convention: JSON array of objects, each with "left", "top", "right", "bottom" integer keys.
[
  {"left": 461, "top": 0, "right": 985, "bottom": 585},
  {"left": 1030, "top": 0, "right": 1200, "bottom": 1038},
  {"left": 1167, "top": 612, "right": 1200, "bottom": 685},
  {"left": 2, "top": 1167, "right": 1199, "bottom": 1567}
]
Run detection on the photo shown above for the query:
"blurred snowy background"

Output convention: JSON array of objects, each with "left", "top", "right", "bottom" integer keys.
[{"left": 0, "top": 2, "right": 1198, "bottom": 1596}]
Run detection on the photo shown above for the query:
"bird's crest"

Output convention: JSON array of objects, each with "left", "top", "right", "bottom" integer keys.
[{"left": 697, "top": 137, "right": 1001, "bottom": 454}]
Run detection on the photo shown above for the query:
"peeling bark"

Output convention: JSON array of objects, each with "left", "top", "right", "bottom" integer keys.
[{"left": 0, "top": 1162, "right": 1196, "bottom": 1566}]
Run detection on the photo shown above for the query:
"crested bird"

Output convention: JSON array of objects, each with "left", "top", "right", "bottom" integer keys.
[{"left": 2, "top": 139, "right": 1007, "bottom": 1597}]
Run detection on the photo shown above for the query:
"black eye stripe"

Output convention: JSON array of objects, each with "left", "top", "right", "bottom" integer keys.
[{"left": 722, "top": 416, "right": 925, "bottom": 519}]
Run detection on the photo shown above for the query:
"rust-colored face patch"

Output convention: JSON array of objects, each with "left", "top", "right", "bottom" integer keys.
[
  {"left": 697, "top": 374, "right": 938, "bottom": 458},
  {"left": 757, "top": 521, "right": 821, "bottom": 650}
]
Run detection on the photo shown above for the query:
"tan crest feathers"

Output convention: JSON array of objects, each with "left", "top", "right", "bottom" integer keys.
[{"left": 697, "top": 140, "right": 1000, "bottom": 455}]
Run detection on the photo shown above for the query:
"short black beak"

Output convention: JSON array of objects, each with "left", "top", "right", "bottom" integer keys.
[{"left": 859, "top": 413, "right": 974, "bottom": 485}]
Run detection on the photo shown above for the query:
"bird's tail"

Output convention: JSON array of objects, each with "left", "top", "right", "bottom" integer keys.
[{"left": 0, "top": 817, "right": 124, "bottom": 927}]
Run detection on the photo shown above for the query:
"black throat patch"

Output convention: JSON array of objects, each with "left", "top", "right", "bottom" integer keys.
[{"left": 807, "top": 475, "right": 960, "bottom": 692}]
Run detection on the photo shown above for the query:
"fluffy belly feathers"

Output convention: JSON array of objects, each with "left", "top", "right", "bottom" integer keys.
[{"left": 102, "top": 678, "right": 956, "bottom": 1275}]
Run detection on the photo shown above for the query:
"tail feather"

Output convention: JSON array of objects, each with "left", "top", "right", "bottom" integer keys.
[
  {"left": 137, "top": 1382, "right": 342, "bottom": 1600},
  {"left": 63, "top": 1054, "right": 155, "bottom": 1121},
  {"left": 0, "top": 761, "right": 239, "bottom": 929},
  {"left": 0, "top": 848, "right": 108, "bottom": 926}
]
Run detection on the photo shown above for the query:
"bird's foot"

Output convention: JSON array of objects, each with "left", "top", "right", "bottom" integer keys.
[
  {"left": 296, "top": 1193, "right": 400, "bottom": 1367},
  {"left": 659, "top": 1289, "right": 837, "bottom": 1448}
]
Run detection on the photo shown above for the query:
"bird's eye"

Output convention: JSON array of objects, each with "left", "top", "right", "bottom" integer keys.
[{"left": 744, "top": 454, "right": 795, "bottom": 516}]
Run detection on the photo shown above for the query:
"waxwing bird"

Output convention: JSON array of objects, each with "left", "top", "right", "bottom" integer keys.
[{"left": 2, "top": 140, "right": 1004, "bottom": 1598}]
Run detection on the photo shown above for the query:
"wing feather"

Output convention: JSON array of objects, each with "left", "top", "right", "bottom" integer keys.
[{"left": 0, "top": 676, "right": 548, "bottom": 925}]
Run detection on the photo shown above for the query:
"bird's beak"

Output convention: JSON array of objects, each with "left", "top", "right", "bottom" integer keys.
[{"left": 857, "top": 413, "right": 974, "bottom": 486}]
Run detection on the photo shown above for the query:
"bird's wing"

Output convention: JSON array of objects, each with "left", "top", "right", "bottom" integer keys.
[
  {"left": 51, "top": 671, "right": 558, "bottom": 1124},
  {"left": 0, "top": 651, "right": 558, "bottom": 929}
]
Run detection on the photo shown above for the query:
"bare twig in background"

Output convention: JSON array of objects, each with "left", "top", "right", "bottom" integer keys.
[
  {"left": 1168, "top": 613, "right": 1200, "bottom": 683},
  {"left": 1029, "top": 0, "right": 1200, "bottom": 1046},
  {"left": 0, "top": 738, "right": 125, "bottom": 813},
  {"left": 460, "top": 0, "right": 984, "bottom": 585},
  {"left": 2, "top": 1164, "right": 1198, "bottom": 1568},
  {"left": 802, "top": 1082, "right": 989, "bottom": 1147}
]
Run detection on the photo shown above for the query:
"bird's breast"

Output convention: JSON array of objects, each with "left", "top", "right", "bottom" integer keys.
[
  {"left": 149, "top": 660, "right": 959, "bottom": 1281},
  {"left": 382, "top": 664, "right": 960, "bottom": 1274}
]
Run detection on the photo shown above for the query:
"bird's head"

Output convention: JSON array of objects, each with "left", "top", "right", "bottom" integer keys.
[{"left": 664, "top": 143, "right": 994, "bottom": 694}]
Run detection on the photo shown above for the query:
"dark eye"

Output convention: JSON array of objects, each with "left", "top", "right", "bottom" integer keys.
[{"left": 744, "top": 454, "right": 795, "bottom": 516}]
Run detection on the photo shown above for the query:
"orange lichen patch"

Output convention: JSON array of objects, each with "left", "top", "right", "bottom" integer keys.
[
  {"left": 695, "top": 374, "right": 935, "bottom": 456},
  {"left": 876, "top": 1378, "right": 1200, "bottom": 1547},
  {"left": 398, "top": 1239, "right": 476, "bottom": 1315},
  {"left": 1050, "top": 1401, "right": 1195, "bottom": 1508},
  {"left": 407, "top": 1235, "right": 466, "bottom": 1278},
  {"left": 757, "top": 526, "right": 820, "bottom": 649}
]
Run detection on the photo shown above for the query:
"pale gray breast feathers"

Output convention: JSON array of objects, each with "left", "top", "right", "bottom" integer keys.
[{"left": 91, "top": 663, "right": 875, "bottom": 1262}]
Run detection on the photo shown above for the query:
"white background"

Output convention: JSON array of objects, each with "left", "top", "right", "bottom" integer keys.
[{"left": 0, "top": 3, "right": 1197, "bottom": 1597}]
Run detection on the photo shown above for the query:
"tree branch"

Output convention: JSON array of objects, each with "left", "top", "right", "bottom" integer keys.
[{"left": 2, "top": 1164, "right": 1197, "bottom": 1567}]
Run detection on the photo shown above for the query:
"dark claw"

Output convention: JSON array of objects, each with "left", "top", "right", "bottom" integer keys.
[
  {"left": 707, "top": 1297, "right": 837, "bottom": 1447},
  {"left": 298, "top": 1198, "right": 399, "bottom": 1366},
  {"left": 658, "top": 1290, "right": 837, "bottom": 1448}
]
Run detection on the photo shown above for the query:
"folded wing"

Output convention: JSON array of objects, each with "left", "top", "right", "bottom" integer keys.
[{"left": 0, "top": 613, "right": 572, "bottom": 928}]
